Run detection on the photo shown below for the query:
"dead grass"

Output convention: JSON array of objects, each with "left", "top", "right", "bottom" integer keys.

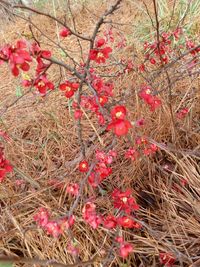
[{"left": 0, "top": 0, "right": 200, "bottom": 266}]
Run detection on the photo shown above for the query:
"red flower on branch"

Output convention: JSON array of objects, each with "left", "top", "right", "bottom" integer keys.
[
  {"left": 119, "top": 242, "right": 133, "bottom": 258},
  {"left": 59, "top": 27, "right": 71, "bottom": 38},
  {"left": 66, "top": 183, "right": 79, "bottom": 196},
  {"left": 117, "top": 216, "right": 142, "bottom": 229},
  {"left": 0, "top": 146, "right": 13, "bottom": 183},
  {"left": 79, "top": 160, "right": 89, "bottom": 172},
  {"left": 45, "top": 221, "right": 62, "bottom": 238},
  {"left": 107, "top": 119, "right": 132, "bottom": 136},
  {"left": 82, "top": 202, "right": 102, "bottom": 229},
  {"left": 34, "top": 74, "right": 54, "bottom": 95},
  {"left": 111, "top": 105, "right": 127, "bottom": 120},
  {"left": 33, "top": 207, "right": 50, "bottom": 228},
  {"left": 60, "top": 81, "right": 79, "bottom": 98},
  {"left": 112, "top": 189, "right": 139, "bottom": 214},
  {"left": 89, "top": 47, "right": 112, "bottom": 64},
  {"left": 103, "top": 215, "right": 117, "bottom": 229}
]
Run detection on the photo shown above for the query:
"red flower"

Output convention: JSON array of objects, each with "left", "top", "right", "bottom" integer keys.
[
  {"left": 150, "top": 58, "right": 156, "bottom": 64},
  {"left": 111, "top": 105, "right": 127, "bottom": 120},
  {"left": 159, "top": 252, "right": 176, "bottom": 266},
  {"left": 89, "top": 47, "right": 112, "bottom": 64},
  {"left": 0, "top": 147, "right": 13, "bottom": 183},
  {"left": 41, "top": 50, "right": 52, "bottom": 59},
  {"left": 33, "top": 207, "right": 50, "bottom": 227},
  {"left": 117, "top": 216, "right": 141, "bottom": 229},
  {"left": 36, "top": 57, "right": 50, "bottom": 75},
  {"left": 103, "top": 215, "right": 117, "bottom": 229},
  {"left": 112, "top": 189, "right": 139, "bottom": 214},
  {"left": 60, "top": 81, "right": 79, "bottom": 98},
  {"left": 96, "top": 38, "right": 106, "bottom": 47},
  {"left": 34, "top": 74, "right": 54, "bottom": 95},
  {"left": 79, "top": 160, "right": 89, "bottom": 172},
  {"left": 45, "top": 221, "right": 62, "bottom": 238},
  {"left": 176, "top": 108, "right": 189, "bottom": 119},
  {"left": 119, "top": 242, "right": 133, "bottom": 258},
  {"left": 60, "top": 215, "right": 75, "bottom": 230},
  {"left": 125, "top": 147, "right": 139, "bottom": 161},
  {"left": 74, "top": 109, "right": 83, "bottom": 120},
  {"left": 59, "top": 27, "right": 71, "bottom": 37},
  {"left": 82, "top": 202, "right": 102, "bottom": 229},
  {"left": 5, "top": 40, "right": 32, "bottom": 76},
  {"left": 139, "top": 86, "right": 161, "bottom": 111},
  {"left": 139, "top": 63, "right": 145, "bottom": 72},
  {"left": 66, "top": 183, "right": 79, "bottom": 196},
  {"left": 107, "top": 119, "right": 132, "bottom": 136},
  {"left": 99, "top": 95, "right": 108, "bottom": 106}
]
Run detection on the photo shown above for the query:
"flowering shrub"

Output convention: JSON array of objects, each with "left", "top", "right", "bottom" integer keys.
[{"left": 0, "top": 0, "right": 199, "bottom": 266}]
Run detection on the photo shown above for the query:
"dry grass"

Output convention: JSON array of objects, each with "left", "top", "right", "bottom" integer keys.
[{"left": 0, "top": 0, "right": 200, "bottom": 266}]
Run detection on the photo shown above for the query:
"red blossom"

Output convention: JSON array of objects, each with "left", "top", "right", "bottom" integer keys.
[
  {"left": 0, "top": 146, "right": 13, "bottom": 183},
  {"left": 176, "top": 108, "right": 189, "bottom": 119},
  {"left": 33, "top": 207, "right": 50, "bottom": 228},
  {"left": 111, "top": 105, "right": 127, "bottom": 120},
  {"left": 45, "top": 221, "right": 62, "bottom": 238},
  {"left": 112, "top": 189, "right": 139, "bottom": 214},
  {"left": 159, "top": 252, "right": 176, "bottom": 266},
  {"left": 34, "top": 74, "right": 54, "bottom": 95},
  {"left": 79, "top": 160, "right": 89, "bottom": 172},
  {"left": 119, "top": 242, "right": 133, "bottom": 258},
  {"left": 66, "top": 183, "right": 79, "bottom": 196},
  {"left": 117, "top": 216, "right": 141, "bottom": 229},
  {"left": 103, "top": 215, "right": 117, "bottom": 229},
  {"left": 1, "top": 40, "right": 32, "bottom": 76},
  {"left": 139, "top": 63, "right": 145, "bottom": 72},
  {"left": 125, "top": 147, "right": 139, "bottom": 161},
  {"left": 82, "top": 202, "right": 102, "bottom": 229},
  {"left": 60, "top": 81, "right": 79, "bottom": 98},
  {"left": 89, "top": 47, "right": 112, "bottom": 64},
  {"left": 99, "top": 95, "right": 108, "bottom": 106},
  {"left": 139, "top": 85, "right": 161, "bottom": 111},
  {"left": 59, "top": 27, "right": 71, "bottom": 38},
  {"left": 107, "top": 119, "right": 132, "bottom": 136},
  {"left": 96, "top": 38, "right": 106, "bottom": 47},
  {"left": 74, "top": 109, "right": 83, "bottom": 120}
]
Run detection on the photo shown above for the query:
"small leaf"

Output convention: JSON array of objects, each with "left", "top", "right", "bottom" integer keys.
[{"left": 16, "top": 86, "right": 23, "bottom": 97}]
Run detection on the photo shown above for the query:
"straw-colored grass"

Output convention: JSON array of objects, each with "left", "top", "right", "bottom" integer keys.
[{"left": 0, "top": 0, "right": 200, "bottom": 266}]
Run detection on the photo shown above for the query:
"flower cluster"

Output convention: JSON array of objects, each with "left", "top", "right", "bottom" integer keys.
[
  {"left": 107, "top": 105, "right": 132, "bottom": 136},
  {"left": 34, "top": 207, "right": 74, "bottom": 238},
  {"left": 125, "top": 136, "right": 159, "bottom": 161},
  {"left": 88, "top": 150, "right": 117, "bottom": 187},
  {"left": 66, "top": 183, "right": 79, "bottom": 197},
  {"left": 60, "top": 80, "right": 79, "bottom": 98},
  {"left": 0, "top": 40, "right": 32, "bottom": 76},
  {"left": 112, "top": 188, "right": 139, "bottom": 213},
  {"left": 0, "top": 145, "right": 13, "bottom": 183},
  {"left": 115, "top": 236, "right": 133, "bottom": 258},
  {"left": 82, "top": 202, "right": 102, "bottom": 229},
  {"left": 20, "top": 42, "right": 54, "bottom": 95},
  {"left": 89, "top": 38, "right": 112, "bottom": 64},
  {"left": 139, "top": 85, "right": 161, "bottom": 111}
]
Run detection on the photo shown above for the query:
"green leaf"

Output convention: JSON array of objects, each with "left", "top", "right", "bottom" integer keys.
[{"left": 16, "top": 86, "right": 23, "bottom": 97}]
